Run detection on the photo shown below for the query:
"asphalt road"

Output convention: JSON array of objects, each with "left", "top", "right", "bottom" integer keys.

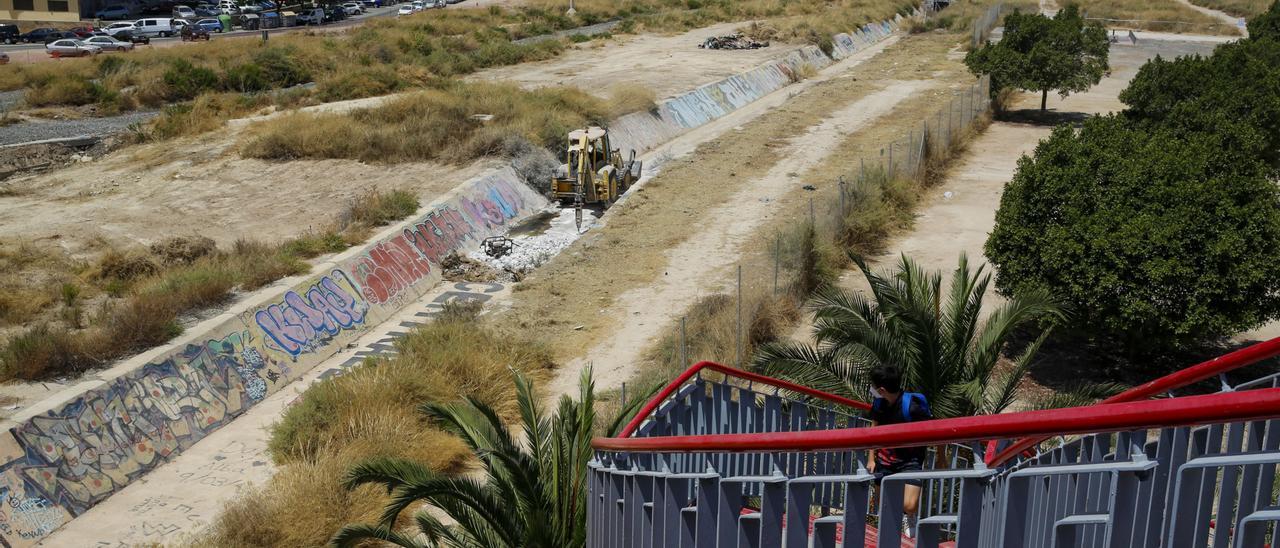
[{"left": 0, "top": 3, "right": 403, "bottom": 63}]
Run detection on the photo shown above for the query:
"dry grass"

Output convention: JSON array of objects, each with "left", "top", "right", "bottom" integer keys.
[
  {"left": 242, "top": 81, "right": 609, "bottom": 164},
  {"left": 606, "top": 83, "right": 658, "bottom": 118},
  {"left": 1189, "top": 0, "right": 1272, "bottom": 17},
  {"left": 1062, "top": 0, "right": 1243, "bottom": 34},
  {"left": 192, "top": 305, "right": 554, "bottom": 547},
  {"left": 0, "top": 188, "right": 419, "bottom": 382}
]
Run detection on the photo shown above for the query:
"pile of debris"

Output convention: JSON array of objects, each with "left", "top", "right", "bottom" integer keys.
[
  {"left": 699, "top": 32, "right": 769, "bottom": 50},
  {"left": 441, "top": 252, "right": 500, "bottom": 282},
  {"left": 468, "top": 208, "right": 598, "bottom": 280}
]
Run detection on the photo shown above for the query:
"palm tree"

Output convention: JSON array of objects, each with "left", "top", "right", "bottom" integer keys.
[
  {"left": 329, "top": 369, "right": 597, "bottom": 548},
  {"left": 754, "top": 253, "right": 1066, "bottom": 418}
]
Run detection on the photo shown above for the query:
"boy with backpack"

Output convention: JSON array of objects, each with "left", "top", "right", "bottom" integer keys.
[{"left": 866, "top": 364, "right": 933, "bottom": 539}]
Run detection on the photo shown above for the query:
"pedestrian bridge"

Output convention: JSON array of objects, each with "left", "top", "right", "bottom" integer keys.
[{"left": 588, "top": 339, "right": 1280, "bottom": 547}]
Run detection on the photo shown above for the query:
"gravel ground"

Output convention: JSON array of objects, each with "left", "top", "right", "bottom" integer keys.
[
  {"left": 0, "top": 111, "right": 157, "bottom": 146},
  {"left": 0, "top": 90, "right": 23, "bottom": 113}
]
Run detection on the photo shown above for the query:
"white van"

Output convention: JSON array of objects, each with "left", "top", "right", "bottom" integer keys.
[{"left": 132, "top": 17, "right": 180, "bottom": 37}]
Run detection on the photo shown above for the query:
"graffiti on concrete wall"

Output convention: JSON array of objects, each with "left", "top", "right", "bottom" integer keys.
[
  {"left": 0, "top": 330, "right": 287, "bottom": 525},
  {"left": 352, "top": 178, "right": 528, "bottom": 306},
  {"left": 254, "top": 269, "right": 367, "bottom": 359}
]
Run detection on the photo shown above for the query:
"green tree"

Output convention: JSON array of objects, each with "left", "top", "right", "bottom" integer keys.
[
  {"left": 965, "top": 5, "right": 1109, "bottom": 112},
  {"left": 1248, "top": 0, "right": 1280, "bottom": 40},
  {"left": 1120, "top": 33, "right": 1280, "bottom": 164},
  {"left": 753, "top": 253, "right": 1066, "bottom": 419},
  {"left": 984, "top": 115, "right": 1280, "bottom": 352},
  {"left": 329, "top": 370, "right": 597, "bottom": 548}
]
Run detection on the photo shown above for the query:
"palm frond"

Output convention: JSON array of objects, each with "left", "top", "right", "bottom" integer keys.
[
  {"left": 341, "top": 457, "right": 438, "bottom": 494},
  {"left": 328, "top": 524, "right": 428, "bottom": 548},
  {"left": 754, "top": 342, "right": 864, "bottom": 401}
]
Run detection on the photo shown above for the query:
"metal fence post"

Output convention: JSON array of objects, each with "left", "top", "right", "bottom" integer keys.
[
  {"left": 735, "top": 265, "right": 742, "bottom": 368},
  {"left": 680, "top": 316, "right": 688, "bottom": 367},
  {"left": 888, "top": 142, "right": 894, "bottom": 179},
  {"left": 773, "top": 234, "right": 780, "bottom": 295}
]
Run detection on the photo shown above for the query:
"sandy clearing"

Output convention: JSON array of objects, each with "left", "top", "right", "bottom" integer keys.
[
  {"left": 547, "top": 80, "right": 929, "bottom": 396},
  {"left": 471, "top": 22, "right": 804, "bottom": 99},
  {"left": 1175, "top": 0, "right": 1249, "bottom": 36}
]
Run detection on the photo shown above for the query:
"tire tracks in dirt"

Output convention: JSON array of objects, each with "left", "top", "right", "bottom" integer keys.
[{"left": 547, "top": 80, "right": 931, "bottom": 397}]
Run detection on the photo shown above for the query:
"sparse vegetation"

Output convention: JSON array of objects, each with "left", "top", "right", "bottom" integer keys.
[
  {"left": 1190, "top": 0, "right": 1273, "bottom": 18},
  {"left": 195, "top": 304, "right": 555, "bottom": 547},
  {"left": 242, "top": 81, "right": 611, "bottom": 163},
  {"left": 0, "top": 189, "right": 418, "bottom": 382},
  {"left": 1062, "top": 0, "right": 1243, "bottom": 34}
]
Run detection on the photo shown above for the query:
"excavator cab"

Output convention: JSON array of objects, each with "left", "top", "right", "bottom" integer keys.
[{"left": 549, "top": 126, "right": 642, "bottom": 230}]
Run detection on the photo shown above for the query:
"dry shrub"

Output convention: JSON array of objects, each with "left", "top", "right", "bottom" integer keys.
[
  {"left": 221, "top": 239, "right": 308, "bottom": 290},
  {"left": 346, "top": 188, "right": 420, "bottom": 227},
  {"left": 243, "top": 81, "right": 607, "bottom": 164},
  {"left": 268, "top": 306, "right": 554, "bottom": 464},
  {"left": 94, "top": 249, "right": 160, "bottom": 282},
  {"left": 149, "top": 236, "right": 217, "bottom": 266},
  {"left": 0, "top": 324, "right": 89, "bottom": 380},
  {"left": 192, "top": 308, "right": 551, "bottom": 546},
  {"left": 606, "top": 83, "right": 657, "bottom": 118}
]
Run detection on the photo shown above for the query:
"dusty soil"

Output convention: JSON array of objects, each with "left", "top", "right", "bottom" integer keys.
[
  {"left": 491, "top": 30, "right": 985, "bottom": 396},
  {"left": 472, "top": 22, "right": 805, "bottom": 99}
]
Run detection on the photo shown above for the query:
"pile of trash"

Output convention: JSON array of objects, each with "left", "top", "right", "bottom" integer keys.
[
  {"left": 698, "top": 32, "right": 769, "bottom": 50},
  {"left": 468, "top": 208, "right": 598, "bottom": 280}
]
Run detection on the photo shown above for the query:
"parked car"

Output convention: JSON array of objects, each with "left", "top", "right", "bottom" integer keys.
[
  {"left": 361, "top": 0, "right": 382, "bottom": 7},
  {"left": 46, "top": 39, "right": 101, "bottom": 57},
  {"left": 41, "top": 31, "right": 79, "bottom": 43},
  {"left": 217, "top": 0, "right": 239, "bottom": 13},
  {"left": 104, "top": 21, "right": 137, "bottom": 32},
  {"left": 296, "top": 7, "right": 323, "bottom": 24},
  {"left": 321, "top": 6, "right": 345, "bottom": 22},
  {"left": 68, "top": 26, "right": 97, "bottom": 37},
  {"left": 179, "top": 23, "right": 210, "bottom": 40},
  {"left": 132, "top": 17, "right": 181, "bottom": 37},
  {"left": 19, "top": 27, "right": 59, "bottom": 43},
  {"left": 410, "top": 1, "right": 423, "bottom": 10},
  {"left": 83, "top": 35, "right": 135, "bottom": 51},
  {"left": 427, "top": 0, "right": 444, "bottom": 8},
  {"left": 109, "top": 29, "right": 150, "bottom": 44},
  {"left": 0, "top": 24, "right": 18, "bottom": 44},
  {"left": 172, "top": 5, "right": 196, "bottom": 18},
  {"left": 193, "top": 4, "right": 219, "bottom": 15},
  {"left": 341, "top": 2, "right": 362, "bottom": 14},
  {"left": 257, "top": 0, "right": 276, "bottom": 9},
  {"left": 95, "top": 4, "right": 133, "bottom": 18},
  {"left": 396, "top": 4, "right": 412, "bottom": 15},
  {"left": 192, "top": 18, "right": 221, "bottom": 32}
]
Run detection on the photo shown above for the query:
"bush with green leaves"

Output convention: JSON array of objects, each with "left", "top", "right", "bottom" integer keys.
[
  {"left": 1119, "top": 34, "right": 1280, "bottom": 164},
  {"left": 964, "top": 5, "right": 1109, "bottom": 111},
  {"left": 163, "top": 59, "right": 219, "bottom": 101},
  {"left": 1248, "top": 0, "right": 1280, "bottom": 39},
  {"left": 984, "top": 115, "right": 1280, "bottom": 352}
]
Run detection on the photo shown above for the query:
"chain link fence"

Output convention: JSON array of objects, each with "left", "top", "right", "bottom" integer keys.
[{"left": 620, "top": 73, "right": 994, "bottom": 405}]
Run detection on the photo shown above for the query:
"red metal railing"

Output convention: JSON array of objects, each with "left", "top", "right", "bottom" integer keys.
[
  {"left": 987, "top": 336, "right": 1280, "bottom": 466},
  {"left": 615, "top": 360, "right": 870, "bottom": 439},
  {"left": 593, "top": 387, "right": 1280, "bottom": 453}
]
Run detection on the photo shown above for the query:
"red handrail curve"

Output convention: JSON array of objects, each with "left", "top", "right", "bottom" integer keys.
[
  {"left": 593, "top": 387, "right": 1280, "bottom": 453},
  {"left": 987, "top": 336, "right": 1280, "bottom": 467},
  {"left": 616, "top": 360, "right": 871, "bottom": 439}
]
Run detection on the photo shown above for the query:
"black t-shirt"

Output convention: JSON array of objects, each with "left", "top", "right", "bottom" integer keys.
[{"left": 867, "top": 395, "right": 932, "bottom": 466}]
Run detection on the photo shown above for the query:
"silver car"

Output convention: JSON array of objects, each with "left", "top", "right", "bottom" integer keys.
[
  {"left": 83, "top": 35, "right": 134, "bottom": 52},
  {"left": 45, "top": 39, "right": 101, "bottom": 57}
]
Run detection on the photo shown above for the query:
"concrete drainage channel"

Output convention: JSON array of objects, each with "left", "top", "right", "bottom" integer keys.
[{"left": 5, "top": 11, "right": 909, "bottom": 546}]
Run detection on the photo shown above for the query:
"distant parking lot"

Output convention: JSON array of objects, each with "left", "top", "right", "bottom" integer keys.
[{"left": 0, "top": 3, "right": 403, "bottom": 64}]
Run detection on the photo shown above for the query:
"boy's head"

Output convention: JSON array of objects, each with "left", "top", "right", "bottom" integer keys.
[{"left": 869, "top": 364, "right": 903, "bottom": 399}]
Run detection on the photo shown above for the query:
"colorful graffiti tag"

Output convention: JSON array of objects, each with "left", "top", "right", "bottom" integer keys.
[
  {"left": 253, "top": 269, "right": 367, "bottom": 358},
  {"left": 0, "top": 330, "right": 286, "bottom": 530},
  {"left": 351, "top": 178, "right": 527, "bottom": 306}
]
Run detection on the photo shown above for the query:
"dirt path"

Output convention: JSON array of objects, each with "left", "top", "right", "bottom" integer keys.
[
  {"left": 1174, "top": 0, "right": 1248, "bottom": 36},
  {"left": 548, "top": 80, "right": 929, "bottom": 396},
  {"left": 472, "top": 22, "right": 805, "bottom": 99}
]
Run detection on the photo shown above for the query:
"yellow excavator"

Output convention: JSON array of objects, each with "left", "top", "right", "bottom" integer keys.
[{"left": 549, "top": 126, "right": 642, "bottom": 230}]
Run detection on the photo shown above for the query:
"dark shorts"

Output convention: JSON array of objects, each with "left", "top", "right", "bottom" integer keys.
[{"left": 874, "top": 459, "right": 924, "bottom": 487}]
